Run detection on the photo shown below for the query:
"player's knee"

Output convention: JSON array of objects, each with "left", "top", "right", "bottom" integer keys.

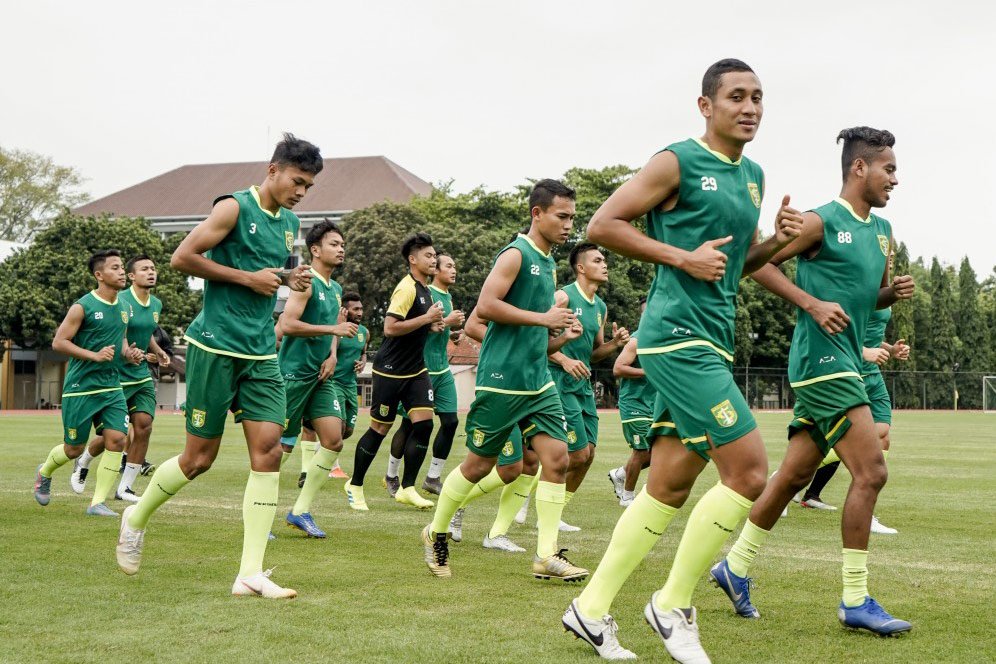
[
  {"left": 131, "top": 419, "right": 152, "bottom": 438},
  {"left": 343, "top": 426, "right": 354, "bottom": 440},
  {"left": 496, "top": 463, "right": 522, "bottom": 484},
  {"left": 856, "top": 461, "right": 888, "bottom": 493},
  {"left": 568, "top": 446, "right": 590, "bottom": 469},
  {"left": 185, "top": 454, "right": 215, "bottom": 477},
  {"left": 879, "top": 430, "right": 891, "bottom": 451},
  {"left": 411, "top": 419, "right": 434, "bottom": 446},
  {"left": 104, "top": 434, "right": 128, "bottom": 452},
  {"left": 281, "top": 443, "right": 295, "bottom": 455},
  {"left": 522, "top": 456, "right": 540, "bottom": 475},
  {"left": 64, "top": 444, "right": 84, "bottom": 459},
  {"left": 325, "top": 439, "right": 343, "bottom": 453}
]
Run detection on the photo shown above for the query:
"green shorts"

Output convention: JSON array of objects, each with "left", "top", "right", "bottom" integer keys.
[
  {"left": 282, "top": 377, "right": 343, "bottom": 440},
  {"left": 789, "top": 376, "right": 870, "bottom": 456},
  {"left": 621, "top": 416, "right": 653, "bottom": 451},
  {"left": 62, "top": 388, "right": 128, "bottom": 445},
  {"left": 465, "top": 385, "right": 567, "bottom": 458},
  {"left": 640, "top": 345, "right": 756, "bottom": 462},
  {"left": 184, "top": 344, "right": 286, "bottom": 438},
  {"left": 121, "top": 379, "right": 157, "bottom": 419},
  {"left": 560, "top": 388, "right": 599, "bottom": 453},
  {"left": 401, "top": 369, "right": 458, "bottom": 419},
  {"left": 862, "top": 372, "right": 892, "bottom": 425},
  {"left": 497, "top": 427, "right": 526, "bottom": 466},
  {"left": 331, "top": 381, "right": 360, "bottom": 430}
]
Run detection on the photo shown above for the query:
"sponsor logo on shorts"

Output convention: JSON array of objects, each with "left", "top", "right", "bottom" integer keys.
[
  {"left": 379, "top": 404, "right": 389, "bottom": 417},
  {"left": 191, "top": 409, "right": 207, "bottom": 428},
  {"left": 819, "top": 355, "right": 836, "bottom": 364},
  {"left": 285, "top": 231, "right": 294, "bottom": 251},
  {"left": 710, "top": 399, "right": 738, "bottom": 428},
  {"left": 672, "top": 326, "right": 693, "bottom": 336},
  {"left": 473, "top": 430, "right": 485, "bottom": 447},
  {"left": 747, "top": 182, "right": 761, "bottom": 208},
  {"left": 567, "top": 430, "right": 577, "bottom": 444},
  {"left": 68, "top": 428, "right": 77, "bottom": 440},
  {"left": 501, "top": 439, "right": 514, "bottom": 456}
]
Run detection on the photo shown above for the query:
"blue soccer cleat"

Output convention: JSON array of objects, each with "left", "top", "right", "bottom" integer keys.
[
  {"left": 710, "top": 559, "right": 760, "bottom": 618},
  {"left": 838, "top": 596, "right": 912, "bottom": 636},
  {"left": 286, "top": 511, "right": 326, "bottom": 538}
]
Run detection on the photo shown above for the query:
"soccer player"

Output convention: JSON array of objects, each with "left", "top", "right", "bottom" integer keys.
[
  {"left": 326, "top": 291, "right": 369, "bottom": 478},
  {"left": 607, "top": 297, "right": 655, "bottom": 507},
  {"left": 278, "top": 220, "right": 358, "bottom": 538},
  {"left": 33, "top": 250, "right": 143, "bottom": 515},
  {"left": 421, "top": 178, "right": 586, "bottom": 582},
  {"left": 70, "top": 254, "right": 170, "bottom": 502},
  {"left": 115, "top": 133, "right": 319, "bottom": 599},
  {"left": 562, "top": 59, "right": 804, "bottom": 662},
  {"left": 344, "top": 233, "right": 443, "bottom": 510},
  {"left": 712, "top": 127, "right": 914, "bottom": 636},
  {"left": 384, "top": 252, "right": 465, "bottom": 496}
]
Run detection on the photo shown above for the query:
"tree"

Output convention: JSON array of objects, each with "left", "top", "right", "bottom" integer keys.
[
  {"left": 0, "top": 146, "right": 89, "bottom": 242},
  {"left": 920, "top": 259, "right": 960, "bottom": 407},
  {"left": 888, "top": 242, "right": 919, "bottom": 408},
  {"left": 954, "top": 257, "right": 991, "bottom": 408}
]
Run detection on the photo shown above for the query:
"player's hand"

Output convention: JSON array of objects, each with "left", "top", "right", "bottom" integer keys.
[
  {"left": 559, "top": 357, "right": 591, "bottom": 380},
  {"left": 286, "top": 264, "right": 312, "bottom": 292},
  {"left": 158, "top": 350, "right": 171, "bottom": 367},
  {"left": 353, "top": 359, "right": 365, "bottom": 374},
  {"left": 450, "top": 330, "right": 464, "bottom": 345},
  {"left": 610, "top": 322, "right": 630, "bottom": 347},
  {"left": 564, "top": 320, "right": 583, "bottom": 340},
  {"left": 319, "top": 356, "right": 337, "bottom": 381},
  {"left": 773, "top": 195, "right": 805, "bottom": 244},
  {"left": 863, "top": 347, "right": 890, "bottom": 366},
  {"left": 425, "top": 301, "right": 445, "bottom": 324},
  {"left": 805, "top": 298, "right": 850, "bottom": 335},
  {"left": 333, "top": 322, "right": 358, "bottom": 338},
  {"left": 542, "top": 306, "right": 576, "bottom": 331},
  {"left": 248, "top": 268, "right": 283, "bottom": 296},
  {"left": 680, "top": 236, "right": 732, "bottom": 282},
  {"left": 145, "top": 351, "right": 158, "bottom": 364},
  {"left": 92, "top": 345, "right": 117, "bottom": 363},
  {"left": 891, "top": 274, "right": 915, "bottom": 300},
  {"left": 444, "top": 309, "right": 465, "bottom": 328},
  {"left": 891, "top": 338, "right": 911, "bottom": 361},
  {"left": 430, "top": 320, "right": 446, "bottom": 333}
]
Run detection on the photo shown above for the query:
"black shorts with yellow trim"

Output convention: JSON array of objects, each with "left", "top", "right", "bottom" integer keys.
[
  {"left": 369, "top": 368, "right": 433, "bottom": 425},
  {"left": 465, "top": 384, "right": 567, "bottom": 458},
  {"left": 788, "top": 373, "right": 870, "bottom": 456}
]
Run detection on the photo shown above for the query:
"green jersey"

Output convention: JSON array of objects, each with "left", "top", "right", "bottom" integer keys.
[
  {"left": 118, "top": 285, "right": 163, "bottom": 386},
  {"left": 476, "top": 234, "right": 557, "bottom": 394},
  {"left": 638, "top": 138, "right": 765, "bottom": 362},
  {"left": 861, "top": 307, "right": 892, "bottom": 376},
  {"left": 184, "top": 186, "right": 300, "bottom": 359},
  {"left": 617, "top": 330, "right": 657, "bottom": 419},
  {"left": 424, "top": 285, "right": 454, "bottom": 373},
  {"left": 332, "top": 324, "right": 368, "bottom": 388},
  {"left": 550, "top": 281, "right": 606, "bottom": 395},
  {"left": 278, "top": 269, "right": 342, "bottom": 381},
  {"left": 62, "top": 291, "right": 128, "bottom": 397},
  {"left": 789, "top": 198, "right": 891, "bottom": 387}
]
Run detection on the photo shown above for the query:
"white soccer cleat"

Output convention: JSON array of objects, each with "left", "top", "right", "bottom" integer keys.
[
  {"left": 800, "top": 498, "right": 837, "bottom": 511},
  {"left": 619, "top": 491, "right": 635, "bottom": 508},
  {"left": 70, "top": 459, "right": 88, "bottom": 494},
  {"left": 116, "top": 504, "right": 145, "bottom": 575},
  {"left": 449, "top": 508, "right": 465, "bottom": 542},
  {"left": 608, "top": 467, "right": 626, "bottom": 500},
  {"left": 790, "top": 491, "right": 802, "bottom": 504},
  {"left": 482, "top": 534, "right": 526, "bottom": 553},
  {"left": 116, "top": 487, "right": 141, "bottom": 503},
  {"left": 563, "top": 599, "right": 637, "bottom": 660},
  {"left": 870, "top": 515, "right": 898, "bottom": 535},
  {"left": 644, "top": 594, "right": 711, "bottom": 664},
  {"left": 781, "top": 505, "right": 788, "bottom": 518},
  {"left": 232, "top": 568, "right": 298, "bottom": 599},
  {"left": 558, "top": 519, "right": 581, "bottom": 532},
  {"left": 514, "top": 495, "right": 531, "bottom": 525}
]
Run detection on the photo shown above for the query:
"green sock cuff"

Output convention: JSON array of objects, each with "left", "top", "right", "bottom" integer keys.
[{"left": 536, "top": 480, "right": 566, "bottom": 504}]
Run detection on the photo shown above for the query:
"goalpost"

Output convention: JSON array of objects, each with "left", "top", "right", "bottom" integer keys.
[{"left": 984, "top": 376, "right": 996, "bottom": 413}]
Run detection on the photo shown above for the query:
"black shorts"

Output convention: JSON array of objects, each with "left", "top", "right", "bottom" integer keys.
[{"left": 369, "top": 370, "right": 434, "bottom": 424}]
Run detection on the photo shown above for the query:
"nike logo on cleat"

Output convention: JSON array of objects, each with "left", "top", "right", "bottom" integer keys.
[
  {"left": 724, "top": 568, "right": 743, "bottom": 600},
  {"left": 572, "top": 606, "right": 603, "bottom": 646}
]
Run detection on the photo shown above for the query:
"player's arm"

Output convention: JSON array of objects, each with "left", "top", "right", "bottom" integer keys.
[
  {"left": 591, "top": 321, "right": 629, "bottom": 362},
  {"left": 742, "top": 195, "right": 805, "bottom": 275},
  {"left": 53, "top": 304, "right": 115, "bottom": 363},
  {"left": 477, "top": 250, "right": 575, "bottom": 330},
  {"left": 383, "top": 281, "right": 444, "bottom": 337},
  {"left": 613, "top": 337, "right": 644, "bottom": 379},
  {"left": 463, "top": 307, "right": 488, "bottom": 344},
  {"left": 146, "top": 335, "right": 171, "bottom": 366},
  {"left": 587, "top": 151, "right": 731, "bottom": 282},
  {"left": 862, "top": 345, "right": 890, "bottom": 366},
  {"left": 121, "top": 336, "right": 142, "bottom": 365},
  {"left": 281, "top": 287, "right": 357, "bottom": 338},
  {"left": 876, "top": 234, "right": 914, "bottom": 308}
]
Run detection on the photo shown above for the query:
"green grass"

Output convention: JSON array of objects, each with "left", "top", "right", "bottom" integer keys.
[{"left": 1, "top": 411, "right": 993, "bottom": 663}]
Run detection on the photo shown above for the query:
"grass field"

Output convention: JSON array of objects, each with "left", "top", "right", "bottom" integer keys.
[{"left": 1, "top": 411, "right": 993, "bottom": 663}]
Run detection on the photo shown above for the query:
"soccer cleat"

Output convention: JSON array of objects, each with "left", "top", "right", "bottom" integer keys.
[
  {"left": 116, "top": 504, "right": 145, "bottom": 575},
  {"left": 709, "top": 559, "right": 760, "bottom": 618},
  {"left": 286, "top": 511, "right": 327, "bottom": 538},
  {"left": 383, "top": 474, "right": 400, "bottom": 498},
  {"left": 514, "top": 495, "right": 530, "bottom": 525},
  {"left": 533, "top": 549, "right": 588, "bottom": 582},
  {"left": 449, "top": 508, "right": 465, "bottom": 542},
  {"left": 297, "top": 472, "right": 307, "bottom": 489},
  {"left": 70, "top": 459, "right": 88, "bottom": 494},
  {"left": 344, "top": 483, "right": 369, "bottom": 511},
  {"left": 232, "top": 568, "right": 298, "bottom": 599},
  {"left": 396, "top": 486, "right": 434, "bottom": 510},
  {"left": 422, "top": 525, "right": 451, "bottom": 577},
  {"left": 781, "top": 506, "right": 788, "bottom": 518},
  {"left": 563, "top": 598, "right": 637, "bottom": 661},
  {"left": 115, "top": 487, "right": 141, "bottom": 503},
  {"left": 559, "top": 520, "right": 581, "bottom": 532},
  {"left": 800, "top": 497, "right": 837, "bottom": 511},
  {"left": 619, "top": 491, "right": 635, "bottom": 508},
  {"left": 86, "top": 503, "right": 117, "bottom": 517},
  {"left": 608, "top": 467, "right": 626, "bottom": 500},
  {"left": 268, "top": 531, "right": 276, "bottom": 541},
  {"left": 33, "top": 465, "right": 52, "bottom": 506},
  {"left": 870, "top": 515, "right": 898, "bottom": 535},
  {"left": 483, "top": 534, "right": 526, "bottom": 553},
  {"left": 421, "top": 475, "right": 443, "bottom": 495},
  {"left": 644, "top": 593, "right": 711, "bottom": 664},
  {"left": 838, "top": 596, "right": 912, "bottom": 636},
  {"left": 140, "top": 460, "right": 156, "bottom": 476},
  {"left": 790, "top": 491, "right": 803, "bottom": 504},
  {"left": 328, "top": 462, "right": 349, "bottom": 479}
]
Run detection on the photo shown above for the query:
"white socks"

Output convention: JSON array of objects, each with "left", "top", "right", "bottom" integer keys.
[
  {"left": 79, "top": 448, "right": 96, "bottom": 469},
  {"left": 427, "top": 457, "right": 446, "bottom": 479},
  {"left": 386, "top": 455, "right": 402, "bottom": 479},
  {"left": 119, "top": 462, "right": 141, "bottom": 493}
]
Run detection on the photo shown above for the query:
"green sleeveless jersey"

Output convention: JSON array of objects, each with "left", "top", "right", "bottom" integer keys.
[
  {"left": 424, "top": 285, "right": 454, "bottom": 373},
  {"left": 861, "top": 306, "right": 892, "bottom": 376},
  {"left": 118, "top": 286, "right": 163, "bottom": 385},
  {"left": 278, "top": 269, "right": 342, "bottom": 381},
  {"left": 476, "top": 234, "right": 557, "bottom": 394},
  {"left": 550, "top": 281, "right": 606, "bottom": 395},
  {"left": 617, "top": 330, "right": 657, "bottom": 419},
  {"left": 184, "top": 186, "right": 300, "bottom": 359},
  {"left": 638, "top": 138, "right": 764, "bottom": 362},
  {"left": 332, "top": 324, "right": 368, "bottom": 389},
  {"left": 62, "top": 291, "right": 128, "bottom": 397},
  {"left": 788, "top": 198, "right": 891, "bottom": 387}
]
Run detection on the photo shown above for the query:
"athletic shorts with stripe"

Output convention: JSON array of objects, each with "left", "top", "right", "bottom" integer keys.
[
  {"left": 369, "top": 369, "right": 433, "bottom": 425},
  {"left": 789, "top": 376, "right": 870, "bottom": 456},
  {"left": 465, "top": 385, "right": 567, "bottom": 458}
]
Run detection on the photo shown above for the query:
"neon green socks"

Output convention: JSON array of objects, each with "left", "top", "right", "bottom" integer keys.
[
  {"left": 726, "top": 519, "right": 770, "bottom": 577},
  {"left": 292, "top": 446, "right": 338, "bottom": 515},
  {"left": 459, "top": 467, "right": 506, "bottom": 508},
  {"left": 90, "top": 450, "right": 123, "bottom": 506},
  {"left": 842, "top": 548, "right": 869, "bottom": 607},
  {"left": 430, "top": 468, "right": 475, "bottom": 535},
  {"left": 128, "top": 456, "right": 191, "bottom": 530},
  {"left": 535, "top": 480, "right": 566, "bottom": 558},
  {"left": 578, "top": 488, "right": 677, "bottom": 617},
  {"left": 489, "top": 472, "right": 535, "bottom": 538},
  {"left": 655, "top": 483, "right": 753, "bottom": 611},
  {"left": 238, "top": 470, "right": 279, "bottom": 578},
  {"left": 40, "top": 445, "right": 71, "bottom": 477},
  {"left": 301, "top": 440, "right": 317, "bottom": 472},
  {"left": 819, "top": 448, "right": 841, "bottom": 468}
]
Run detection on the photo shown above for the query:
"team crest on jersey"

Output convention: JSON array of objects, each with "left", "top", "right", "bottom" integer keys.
[
  {"left": 501, "top": 439, "right": 514, "bottom": 457},
  {"left": 336, "top": 294, "right": 342, "bottom": 306},
  {"left": 68, "top": 428, "right": 77, "bottom": 440},
  {"left": 747, "top": 182, "right": 761, "bottom": 208},
  {"left": 153, "top": 312, "right": 159, "bottom": 323},
  {"left": 358, "top": 333, "right": 365, "bottom": 342},
  {"left": 120, "top": 310, "right": 129, "bottom": 324},
  {"left": 597, "top": 313, "right": 603, "bottom": 327},
  {"left": 379, "top": 404, "right": 390, "bottom": 418},
  {"left": 710, "top": 400, "right": 738, "bottom": 428},
  {"left": 285, "top": 231, "right": 294, "bottom": 251},
  {"left": 473, "top": 430, "right": 485, "bottom": 448},
  {"left": 877, "top": 235, "right": 889, "bottom": 257},
  {"left": 567, "top": 430, "right": 578, "bottom": 444},
  {"left": 191, "top": 409, "right": 206, "bottom": 428}
]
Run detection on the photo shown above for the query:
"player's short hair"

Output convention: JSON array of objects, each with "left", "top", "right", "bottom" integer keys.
[
  {"left": 306, "top": 220, "right": 343, "bottom": 253},
  {"left": 125, "top": 253, "right": 153, "bottom": 273},
  {"left": 702, "top": 58, "right": 755, "bottom": 99},
  {"left": 342, "top": 291, "right": 362, "bottom": 306},
  {"left": 436, "top": 251, "right": 453, "bottom": 264},
  {"left": 271, "top": 132, "right": 324, "bottom": 175},
  {"left": 569, "top": 242, "right": 600, "bottom": 273},
  {"left": 401, "top": 232, "right": 434, "bottom": 262},
  {"left": 529, "top": 179, "right": 576, "bottom": 211},
  {"left": 837, "top": 127, "right": 896, "bottom": 181},
  {"left": 88, "top": 249, "right": 121, "bottom": 275}
]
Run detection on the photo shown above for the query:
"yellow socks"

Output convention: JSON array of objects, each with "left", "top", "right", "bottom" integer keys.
[
  {"left": 430, "top": 468, "right": 475, "bottom": 535},
  {"left": 90, "top": 450, "right": 123, "bottom": 506},
  {"left": 301, "top": 440, "right": 317, "bottom": 472},
  {"left": 535, "top": 481, "right": 566, "bottom": 558},
  {"left": 459, "top": 467, "right": 506, "bottom": 508},
  {"left": 40, "top": 445, "right": 70, "bottom": 477},
  {"left": 489, "top": 472, "right": 535, "bottom": 538},
  {"left": 842, "top": 548, "right": 869, "bottom": 607},
  {"left": 726, "top": 519, "right": 770, "bottom": 577},
  {"left": 292, "top": 446, "right": 338, "bottom": 515},
  {"left": 128, "top": 456, "right": 190, "bottom": 530},
  {"left": 238, "top": 470, "right": 279, "bottom": 578}
]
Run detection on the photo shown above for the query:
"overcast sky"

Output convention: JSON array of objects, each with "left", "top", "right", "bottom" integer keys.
[{"left": 3, "top": 0, "right": 993, "bottom": 273}]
